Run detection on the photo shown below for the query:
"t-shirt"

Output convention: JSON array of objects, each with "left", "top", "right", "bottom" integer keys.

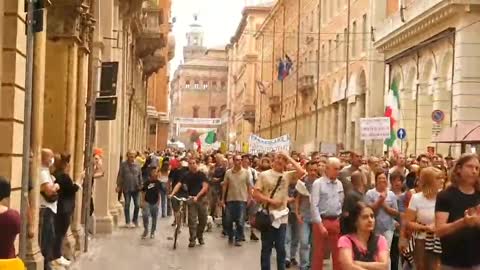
[
  {"left": 142, "top": 180, "right": 162, "bottom": 204},
  {"left": 338, "top": 234, "right": 388, "bottom": 262},
  {"left": 224, "top": 168, "right": 250, "bottom": 202},
  {"left": 39, "top": 166, "right": 57, "bottom": 214},
  {"left": 254, "top": 169, "right": 296, "bottom": 212},
  {"left": 365, "top": 188, "right": 398, "bottom": 234},
  {"left": 408, "top": 192, "right": 436, "bottom": 239},
  {"left": 181, "top": 170, "right": 208, "bottom": 197},
  {"left": 0, "top": 209, "right": 21, "bottom": 259},
  {"left": 169, "top": 167, "right": 188, "bottom": 197},
  {"left": 435, "top": 187, "right": 480, "bottom": 267}
]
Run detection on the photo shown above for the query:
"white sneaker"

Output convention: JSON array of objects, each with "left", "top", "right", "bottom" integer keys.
[{"left": 59, "top": 256, "right": 71, "bottom": 266}]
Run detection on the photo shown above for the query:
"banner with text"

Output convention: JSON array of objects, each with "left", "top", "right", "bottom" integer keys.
[
  {"left": 248, "top": 134, "right": 291, "bottom": 155},
  {"left": 359, "top": 117, "right": 391, "bottom": 140}
]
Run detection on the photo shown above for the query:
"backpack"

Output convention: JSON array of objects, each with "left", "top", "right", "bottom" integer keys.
[{"left": 348, "top": 234, "right": 379, "bottom": 262}]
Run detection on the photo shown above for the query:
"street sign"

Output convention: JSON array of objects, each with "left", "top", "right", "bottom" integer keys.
[
  {"left": 432, "top": 110, "right": 445, "bottom": 123},
  {"left": 397, "top": 128, "right": 407, "bottom": 140}
]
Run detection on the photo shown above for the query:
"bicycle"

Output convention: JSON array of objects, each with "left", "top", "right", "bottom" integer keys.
[{"left": 171, "top": 195, "right": 192, "bottom": 249}]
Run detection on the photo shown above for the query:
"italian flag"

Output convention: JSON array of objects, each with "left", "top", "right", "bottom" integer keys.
[{"left": 384, "top": 80, "right": 400, "bottom": 148}]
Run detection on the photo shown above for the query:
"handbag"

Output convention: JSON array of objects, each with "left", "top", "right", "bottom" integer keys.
[{"left": 251, "top": 176, "right": 283, "bottom": 232}]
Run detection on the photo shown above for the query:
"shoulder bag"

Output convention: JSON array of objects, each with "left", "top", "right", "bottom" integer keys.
[{"left": 251, "top": 176, "right": 283, "bottom": 232}]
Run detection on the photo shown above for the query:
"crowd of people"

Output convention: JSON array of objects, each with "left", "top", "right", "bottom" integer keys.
[{"left": 1, "top": 146, "right": 480, "bottom": 270}]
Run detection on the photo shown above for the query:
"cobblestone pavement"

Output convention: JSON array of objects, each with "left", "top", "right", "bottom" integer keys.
[
  {"left": 71, "top": 217, "right": 266, "bottom": 270},
  {"left": 70, "top": 217, "right": 332, "bottom": 270}
]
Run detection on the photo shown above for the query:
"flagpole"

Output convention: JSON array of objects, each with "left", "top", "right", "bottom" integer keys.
[
  {"left": 414, "top": 52, "right": 420, "bottom": 155},
  {"left": 344, "top": 0, "right": 351, "bottom": 150},
  {"left": 315, "top": 0, "right": 322, "bottom": 146},
  {"left": 294, "top": 0, "right": 301, "bottom": 141},
  {"left": 280, "top": 4, "right": 286, "bottom": 136},
  {"left": 270, "top": 19, "right": 276, "bottom": 139},
  {"left": 259, "top": 34, "right": 265, "bottom": 135}
]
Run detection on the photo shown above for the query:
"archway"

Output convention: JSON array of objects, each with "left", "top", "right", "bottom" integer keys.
[
  {"left": 417, "top": 59, "right": 435, "bottom": 155},
  {"left": 434, "top": 51, "right": 453, "bottom": 155},
  {"left": 399, "top": 66, "right": 416, "bottom": 155}
]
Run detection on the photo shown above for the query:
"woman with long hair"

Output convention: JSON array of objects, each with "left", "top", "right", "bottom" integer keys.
[
  {"left": 403, "top": 167, "right": 443, "bottom": 270},
  {"left": 435, "top": 154, "right": 480, "bottom": 270},
  {"left": 338, "top": 201, "right": 389, "bottom": 269},
  {"left": 52, "top": 153, "right": 80, "bottom": 267}
]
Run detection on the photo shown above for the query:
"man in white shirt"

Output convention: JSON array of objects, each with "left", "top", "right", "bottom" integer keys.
[{"left": 39, "top": 149, "right": 65, "bottom": 270}]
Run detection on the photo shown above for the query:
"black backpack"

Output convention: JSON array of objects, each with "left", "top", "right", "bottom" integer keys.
[{"left": 348, "top": 234, "right": 379, "bottom": 262}]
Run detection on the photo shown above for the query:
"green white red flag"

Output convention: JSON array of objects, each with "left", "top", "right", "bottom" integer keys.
[{"left": 384, "top": 80, "right": 400, "bottom": 148}]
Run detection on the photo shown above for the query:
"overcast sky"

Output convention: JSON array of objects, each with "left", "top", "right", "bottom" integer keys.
[{"left": 170, "top": 0, "right": 246, "bottom": 76}]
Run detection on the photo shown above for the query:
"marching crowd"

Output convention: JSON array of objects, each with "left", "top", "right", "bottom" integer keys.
[{"left": 1, "top": 147, "right": 480, "bottom": 270}]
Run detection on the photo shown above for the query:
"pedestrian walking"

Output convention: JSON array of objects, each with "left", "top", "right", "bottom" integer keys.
[
  {"left": 141, "top": 166, "right": 162, "bottom": 239},
  {"left": 253, "top": 151, "right": 305, "bottom": 270},
  {"left": 435, "top": 154, "right": 480, "bottom": 270},
  {"left": 221, "top": 154, "right": 251, "bottom": 246},
  {"left": 116, "top": 150, "right": 143, "bottom": 228},
  {"left": 311, "top": 157, "right": 344, "bottom": 270},
  {"left": 338, "top": 201, "right": 389, "bottom": 269}
]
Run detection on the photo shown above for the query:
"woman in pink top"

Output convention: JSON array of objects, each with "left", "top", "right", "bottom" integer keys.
[{"left": 338, "top": 201, "right": 389, "bottom": 270}]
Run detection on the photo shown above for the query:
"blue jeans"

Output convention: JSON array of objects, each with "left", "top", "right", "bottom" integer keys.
[
  {"left": 225, "top": 201, "right": 246, "bottom": 241},
  {"left": 39, "top": 208, "right": 56, "bottom": 270},
  {"left": 123, "top": 191, "right": 140, "bottom": 225},
  {"left": 286, "top": 216, "right": 300, "bottom": 262},
  {"left": 261, "top": 224, "right": 287, "bottom": 270},
  {"left": 142, "top": 203, "right": 159, "bottom": 234},
  {"left": 159, "top": 184, "right": 167, "bottom": 217},
  {"left": 299, "top": 222, "right": 313, "bottom": 270}
]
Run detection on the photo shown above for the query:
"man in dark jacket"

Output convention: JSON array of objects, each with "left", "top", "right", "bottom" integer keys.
[{"left": 116, "top": 150, "right": 142, "bottom": 228}]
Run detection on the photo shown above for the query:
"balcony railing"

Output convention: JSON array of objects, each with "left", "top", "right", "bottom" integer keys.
[
  {"left": 269, "top": 96, "right": 280, "bottom": 113},
  {"left": 135, "top": 7, "right": 168, "bottom": 59},
  {"left": 299, "top": 75, "right": 315, "bottom": 96},
  {"left": 242, "top": 105, "right": 255, "bottom": 122}
]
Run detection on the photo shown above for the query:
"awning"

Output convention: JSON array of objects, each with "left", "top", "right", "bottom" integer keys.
[{"left": 432, "top": 122, "right": 480, "bottom": 143}]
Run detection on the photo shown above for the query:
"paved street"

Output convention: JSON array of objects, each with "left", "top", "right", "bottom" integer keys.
[{"left": 71, "top": 217, "right": 265, "bottom": 270}]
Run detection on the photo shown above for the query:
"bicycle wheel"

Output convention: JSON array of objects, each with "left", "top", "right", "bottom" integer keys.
[{"left": 173, "top": 211, "right": 181, "bottom": 249}]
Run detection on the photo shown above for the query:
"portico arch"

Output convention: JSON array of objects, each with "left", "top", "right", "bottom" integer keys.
[{"left": 417, "top": 59, "right": 434, "bottom": 155}]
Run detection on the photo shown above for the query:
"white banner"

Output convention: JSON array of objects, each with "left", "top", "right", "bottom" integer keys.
[
  {"left": 320, "top": 143, "right": 337, "bottom": 154},
  {"left": 178, "top": 127, "right": 217, "bottom": 133},
  {"left": 248, "top": 134, "right": 291, "bottom": 155},
  {"left": 359, "top": 117, "right": 391, "bottom": 140},
  {"left": 174, "top": 117, "right": 222, "bottom": 125}
]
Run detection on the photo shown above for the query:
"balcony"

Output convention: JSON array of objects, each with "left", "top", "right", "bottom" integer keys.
[
  {"left": 242, "top": 105, "right": 255, "bottom": 122},
  {"left": 269, "top": 96, "right": 280, "bottom": 113},
  {"left": 135, "top": 6, "right": 168, "bottom": 59},
  {"left": 375, "top": 0, "right": 465, "bottom": 52},
  {"left": 299, "top": 75, "right": 315, "bottom": 96},
  {"left": 142, "top": 49, "right": 166, "bottom": 77}
]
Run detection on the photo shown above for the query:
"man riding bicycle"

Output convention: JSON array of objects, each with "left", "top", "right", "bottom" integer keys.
[{"left": 169, "top": 158, "right": 209, "bottom": 248}]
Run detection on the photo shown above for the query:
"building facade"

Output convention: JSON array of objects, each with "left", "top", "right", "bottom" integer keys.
[
  {"left": 227, "top": 5, "right": 271, "bottom": 149},
  {"left": 170, "top": 19, "right": 228, "bottom": 149},
  {"left": 0, "top": 0, "right": 174, "bottom": 268},
  {"left": 254, "top": 0, "right": 385, "bottom": 154},
  {"left": 374, "top": 0, "right": 480, "bottom": 157}
]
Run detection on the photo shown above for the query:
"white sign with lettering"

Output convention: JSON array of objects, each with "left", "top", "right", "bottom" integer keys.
[
  {"left": 248, "top": 134, "right": 291, "bottom": 155},
  {"left": 359, "top": 117, "right": 391, "bottom": 140}
]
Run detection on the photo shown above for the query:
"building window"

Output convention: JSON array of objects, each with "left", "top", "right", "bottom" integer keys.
[
  {"left": 193, "top": 106, "right": 199, "bottom": 118},
  {"left": 221, "top": 81, "right": 226, "bottom": 89},
  {"left": 209, "top": 107, "right": 216, "bottom": 118},
  {"left": 149, "top": 124, "right": 157, "bottom": 135},
  {"left": 327, "top": 40, "right": 332, "bottom": 72},
  {"left": 343, "top": 28, "right": 347, "bottom": 62},
  {"left": 352, "top": 21, "right": 357, "bottom": 57},
  {"left": 203, "top": 81, "right": 208, "bottom": 89},
  {"left": 335, "top": 34, "right": 340, "bottom": 68},
  {"left": 321, "top": 43, "right": 325, "bottom": 72},
  {"left": 185, "top": 80, "right": 190, "bottom": 88},
  {"left": 194, "top": 81, "right": 199, "bottom": 89},
  {"left": 362, "top": 14, "right": 368, "bottom": 52},
  {"left": 212, "top": 81, "right": 217, "bottom": 89}
]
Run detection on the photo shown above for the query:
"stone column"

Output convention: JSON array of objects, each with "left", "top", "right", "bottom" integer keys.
[{"left": 26, "top": 2, "right": 49, "bottom": 269}]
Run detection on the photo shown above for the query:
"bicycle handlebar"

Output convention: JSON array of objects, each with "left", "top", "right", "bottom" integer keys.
[{"left": 171, "top": 195, "right": 192, "bottom": 202}]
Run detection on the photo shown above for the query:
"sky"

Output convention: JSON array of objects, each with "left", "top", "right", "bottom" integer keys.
[{"left": 170, "top": 0, "right": 246, "bottom": 76}]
